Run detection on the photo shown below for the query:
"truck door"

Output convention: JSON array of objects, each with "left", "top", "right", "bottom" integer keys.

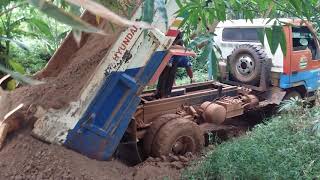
[{"left": 288, "top": 26, "right": 320, "bottom": 90}]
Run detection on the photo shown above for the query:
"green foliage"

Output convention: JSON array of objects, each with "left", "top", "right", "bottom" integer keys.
[
  {"left": 11, "top": 40, "right": 49, "bottom": 74},
  {"left": 175, "top": 71, "right": 207, "bottom": 85},
  {"left": 0, "top": 0, "right": 71, "bottom": 85},
  {"left": 142, "top": 0, "right": 168, "bottom": 28},
  {"left": 0, "top": 63, "right": 42, "bottom": 85},
  {"left": 1, "top": 0, "right": 320, "bottom": 85},
  {"left": 261, "top": 23, "right": 287, "bottom": 55},
  {"left": 26, "top": 0, "right": 103, "bottom": 34},
  {"left": 6, "top": 79, "right": 17, "bottom": 90},
  {"left": 176, "top": 0, "right": 320, "bottom": 78},
  {"left": 187, "top": 33, "right": 219, "bottom": 79},
  {"left": 278, "top": 96, "right": 306, "bottom": 114},
  {"left": 142, "top": 0, "right": 154, "bottom": 24},
  {"left": 185, "top": 106, "right": 320, "bottom": 179}
]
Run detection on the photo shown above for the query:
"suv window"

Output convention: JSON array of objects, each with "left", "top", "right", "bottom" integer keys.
[{"left": 222, "top": 28, "right": 261, "bottom": 42}]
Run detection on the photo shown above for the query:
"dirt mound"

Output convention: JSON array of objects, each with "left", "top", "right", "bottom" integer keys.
[
  {"left": 0, "top": 128, "right": 180, "bottom": 180},
  {"left": 0, "top": 18, "right": 120, "bottom": 114}
]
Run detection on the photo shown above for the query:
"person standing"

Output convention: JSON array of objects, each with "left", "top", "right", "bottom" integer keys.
[{"left": 169, "top": 32, "right": 194, "bottom": 84}]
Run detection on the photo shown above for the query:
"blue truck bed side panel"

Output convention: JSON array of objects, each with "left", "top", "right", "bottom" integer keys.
[{"left": 64, "top": 51, "right": 167, "bottom": 160}]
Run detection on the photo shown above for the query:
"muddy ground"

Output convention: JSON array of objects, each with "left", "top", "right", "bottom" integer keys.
[
  {"left": 0, "top": 128, "right": 182, "bottom": 180},
  {"left": 0, "top": 4, "right": 269, "bottom": 179},
  {"left": 0, "top": 112, "right": 264, "bottom": 180}
]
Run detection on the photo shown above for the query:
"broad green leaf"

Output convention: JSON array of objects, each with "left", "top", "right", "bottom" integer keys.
[
  {"left": 175, "top": 0, "right": 183, "bottom": 8},
  {"left": 265, "top": 25, "right": 287, "bottom": 55},
  {"left": 142, "top": 0, "right": 155, "bottom": 24},
  {"left": 0, "top": 36, "right": 29, "bottom": 51},
  {"left": 26, "top": 0, "right": 105, "bottom": 34},
  {"left": 257, "top": 28, "right": 265, "bottom": 46},
  {"left": 211, "top": 44, "right": 218, "bottom": 79},
  {"left": 155, "top": 0, "right": 168, "bottom": 29},
  {"left": 265, "top": 27, "right": 276, "bottom": 54},
  {"left": 6, "top": 79, "right": 16, "bottom": 91},
  {"left": 8, "top": 60, "right": 25, "bottom": 74},
  {"left": 0, "top": 64, "right": 43, "bottom": 85},
  {"left": 28, "top": 18, "right": 53, "bottom": 38},
  {"left": 188, "top": 34, "right": 213, "bottom": 50},
  {"left": 288, "top": 0, "right": 302, "bottom": 15},
  {"left": 272, "top": 25, "right": 286, "bottom": 55},
  {"left": 279, "top": 27, "right": 287, "bottom": 56}
]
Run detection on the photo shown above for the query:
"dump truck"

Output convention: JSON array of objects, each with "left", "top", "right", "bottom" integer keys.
[{"left": 3, "top": 1, "right": 320, "bottom": 161}]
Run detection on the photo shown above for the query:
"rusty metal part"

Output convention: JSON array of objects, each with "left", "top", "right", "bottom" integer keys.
[
  {"left": 218, "top": 61, "right": 227, "bottom": 80},
  {"left": 215, "top": 96, "right": 244, "bottom": 118},
  {"left": 177, "top": 105, "right": 199, "bottom": 121},
  {"left": 237, "top": 86, "right": 252, "bottom": 95},
  {"left": 242, "top": 94, "right": 259, "bottom": 109},
  {"left": 260, "top": 87, "right": 286, "bottom": 105},
  {"left": 188, "top": 106, "right": 198, "bottom": 118},
  {"left": 200, "top": 101, "right": 227, "bottom": 124},
  {"left": 140, "top": 81, "right": 238, "bottom": 124},
  {"left": 133, "top": 106, "right": 150, "bottom": 129}
]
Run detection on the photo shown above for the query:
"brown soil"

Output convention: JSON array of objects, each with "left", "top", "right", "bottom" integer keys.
[
  {"left": 0, "top": 3, "right": 182, "bottom": 179},
  {"left": 0, "top": 129, "right": 181, "bottom": 180},
  {"left": 0, "top": 16, "right": 121, "bottom": 117}
]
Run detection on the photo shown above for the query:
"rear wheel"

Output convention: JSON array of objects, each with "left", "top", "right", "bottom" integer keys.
[
  {"left": 151, "top": 118, "right": 204, "bottom": 157},
  {"left": 143, "top": 114, "right": 180, "bottom": 156},
  {"left": 283, "top": 90, "right": 302, "bottom": 101}
]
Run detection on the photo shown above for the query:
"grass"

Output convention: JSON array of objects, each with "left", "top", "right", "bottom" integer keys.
[
  {"left": 144, "top": 71, "right": 208, "bottom": 91},
  {"left": 185, "top": 104, "right": 320, "bottom": 179},
  {"left": 175, "top": 71, "right": 208, "bottom": 86}
]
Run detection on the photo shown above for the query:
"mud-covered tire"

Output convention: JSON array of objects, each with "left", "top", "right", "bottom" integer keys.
[
  {"left": 151, "top": 118, "right": 204, "bottom": 157},
  {"left": 143, "top": 114, "right": 180, "bottom": 156},
  {"left": 229, "top": 44, "right": 267, "bottom": 85}
]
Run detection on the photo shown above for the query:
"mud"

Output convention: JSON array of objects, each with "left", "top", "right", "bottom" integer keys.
[
  {"left": 0, "top": 19, "right": 121, "bottom": 114},
  {"left": 0, "top": 107, "right": 264, "bottom": 179},
  {"left": 0, "top": 129, "right": 181, "bottom": 180}
]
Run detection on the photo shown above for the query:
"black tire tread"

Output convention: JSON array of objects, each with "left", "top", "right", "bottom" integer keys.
[{"left": 229, "top": 44, "right": 267, "bottom": 85}]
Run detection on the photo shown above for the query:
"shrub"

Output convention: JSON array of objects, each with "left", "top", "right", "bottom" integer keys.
[{"left": 185, "top": 106, "right": 320, "bottom": 179}]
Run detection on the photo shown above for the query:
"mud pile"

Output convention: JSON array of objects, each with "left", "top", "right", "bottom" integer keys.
[
  {"left": 0, "top": 3, "right": 184, "bottom": 178},
  {"left": 0, "top": 15, "right": 121, "bottom": 116},
  {"left": 0, "top": 128, "right": 180, "bottom": 180}
]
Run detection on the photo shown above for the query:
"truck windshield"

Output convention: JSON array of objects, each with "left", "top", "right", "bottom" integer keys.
[{"left": 222, "top": 28, "right": 261, "bottom": 42}]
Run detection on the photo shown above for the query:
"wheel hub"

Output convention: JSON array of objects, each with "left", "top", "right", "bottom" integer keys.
[
  {"left": 171, "top": 136, "right": 195, "bottom": 155},
  {"left": 236, "top": 55, "right": 255, "bottom": 76}
]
